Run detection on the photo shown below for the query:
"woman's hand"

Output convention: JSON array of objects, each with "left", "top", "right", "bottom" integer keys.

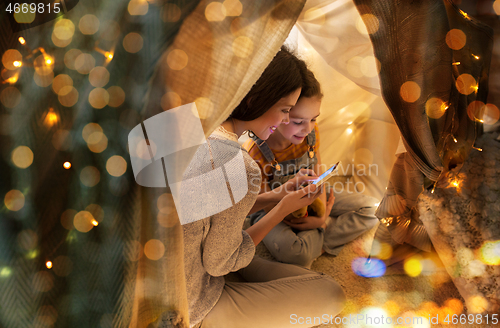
[{"left": 277, "top": 183, "right": 324, "bottom": 215}]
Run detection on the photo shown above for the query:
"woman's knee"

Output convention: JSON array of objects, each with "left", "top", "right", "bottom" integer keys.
[
  {"left": 265, "top": 240, "right": 320, "bottom": 267},
  {"left": 317, "top": 275, "right": 346, "bottom": 315}
]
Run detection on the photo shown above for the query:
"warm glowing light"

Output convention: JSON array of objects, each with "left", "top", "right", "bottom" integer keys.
[
  {"left": 128, "top": 0, "right": 149, "bottom": 16},
  {"left": 123, "top": 33, "right": 143, "bottom": 53},
  {"left": 472, "top": 147, "right": 483, "bottom": 152},
  {"left": 425, "top": 98, "right": 448, "bottom": 119},
  {"left": 456, "top": 74, "right": 477, "bottom": 95},
  {"left": 13, "top": 61, "right": 22, "bottom": 67},
  {"left": 356, "top": 14, "right": 379, "bottom": 35},
  {"left": 2, "top": 49, "right": 23, "bottom": 70},
  {"left": 75, "top": 53, "right": 96, "bottom": 75},
  {"left": 44, "top": 108, "right": 59, "bottom": 127},
  {"left": 144, "top": 239, "right": 165, "bottom": 260},
  {"left": 105, "top": 52, "right": 113, "bottom": 59},
  {"left": 167, "top": 49, "right": 189, "bottom": 70},
  {"left": 478, "top": 241, "right": 500, "bottom": 265},
  {"left": 107, "top": 86, "right": 126, "bottom": 107},
  {"left": 452, "top": 180, "right": 459, "bottom": 187},
  {"left": 54, "top": 19, "right": 75, "bottom": 41},
  {"left": 4, "top": 189, "right": 25, "bottom": 211},
  {"left": 88, "top": 88, "right": 110, "bottom": 109},
  {"left": 452, "top": 62, "right": 460, "bottom": 65},
  {"left": 346, "top": 128, "right": 353, "bottom": 134},
  {"left": 445, "top": 29, "right": 466, "bottom": 50},
  {"left": 58, "top": 86, "right": 79, "bottom": 107},
  {"left": 11, "top": 146, "right": 34, "bottom": 169},
  {"left": 232, "top": 36, "right": 254, "bottom": 58},
  {"left": 468, "top": 295, "right": 488, "bottom": 314},
  {"left": 46, "top": 261, "right": 53, "bottom": 269},
  {"left": 400, "top": 81, "right": 421, "bottom": 103},
  {"left": 89, "top": 67, "right": 110, "bottom": 88},
  {"left": 482, "top": 103, "right": 500, "bottom": 125},
  {"left": 205, "top": 2, "right": 226, "bottom": 21},
  {"left": 45, "top": 58, "right": 52, "bottom": 65},
  {"left": 453, "top": 136, "right": 458, "bottom": 143},
  {"left": 223, "top": 0, "right": 243, "bottom": 17},
  {"left": 63, "top": 162, "right": 71, "bottom": 169},
  {"left": 459, "top": 10, "right": 470, "bottom": 20},
  {"left": 494, "top": 1, "right": 500, "bottom": 15},
  {"left": 91, "top": 219, "right": 99, "bottom": 226},
  {"left": 74, "top": 211, "right": 95, "bottom": 232},
  {"left": 52, "top": 74, "right": 73, "bottom": 95},
  {"left": 472, "top": 54, "right": 480, "bottom": 60},
  {"left": 4, "top": 73, "right": 19, "bottom": 84},
  {"left": 404, "top": 256, "right": 422, "bottom": 277},
  {"left": 79, "top": 14, "right": 100, "bottom": 35},
  {"left": 18, "top": 37, "right": 26, "bottom": 45},
  {"left": 106, "top": 155, "right": 127, "bottom": 177}
]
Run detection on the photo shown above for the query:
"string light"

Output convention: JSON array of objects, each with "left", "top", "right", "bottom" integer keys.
[
  {"left": 452, "top": 62, "right": 460, "bottom": 66},
  {"left": 45, "top": 57, "right": 53, "bottom": 65},
  {"left": 453, "top": 136, "right": 458, "bottom": 143},
  {"left": 105, "top": 52, "right": 113, "bottom": 60},
  {"left": 472, "top": 146, "right": 483, "bottom": 152},
  {"left": 459, "top": 9, "right": 470, "bottom": 20},
  {"left": 63, "top": 162, "right": 71, "bottom": 169},
  {"left": 472, "top": 54, "right": 480, "bottom": 60},
  {"left": 2, "top": 73, "right": 19, "bottom": 84},
  {"left": 13, "top": 61, "right": 22, "bottom": 67},
  {"left": 18, "top": 37, "right": 26, "bottom": 45},
  {"left": 46, "top": 261, "right": 53, "bottom": 269},
  {"left": 91, "top": 219, "right": 99, "bottom": 226},
  {"left": 94, "top": 45, "right": 114, "bottom": 63}
]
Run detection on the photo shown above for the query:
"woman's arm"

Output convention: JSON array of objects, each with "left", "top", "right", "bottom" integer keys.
[{"left": 245, "top": 183, "right": 323, "bottom": 245}]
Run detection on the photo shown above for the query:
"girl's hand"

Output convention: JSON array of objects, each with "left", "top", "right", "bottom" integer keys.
[
  {"left": 324, "top": 191, "right": 335, "bottom": 218},
  {"left": 283, "top": 215, "right": 325, "bottom": 230},
  {"left": 278, "top": 183, "right": 324, "bottom": 214}
]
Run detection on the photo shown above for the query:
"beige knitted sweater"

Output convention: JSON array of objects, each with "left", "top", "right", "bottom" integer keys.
[{"left": 181, "top": 127, "right": 260, "bottom": 326}]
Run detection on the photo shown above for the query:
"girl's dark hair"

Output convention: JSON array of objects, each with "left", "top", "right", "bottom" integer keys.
[
  {"left": 230, "top": 46, "right": 308, "bottom": 121},
  {"left": 300, "top": 69, "right": 323, "bottom": 99}
]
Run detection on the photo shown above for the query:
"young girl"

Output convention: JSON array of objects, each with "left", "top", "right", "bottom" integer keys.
[
  {"left": 244, "top": 68, "right": 380, "bottom": 268},
  {"left": 182, "top": 46, "right": 345, "bottom": 328}
]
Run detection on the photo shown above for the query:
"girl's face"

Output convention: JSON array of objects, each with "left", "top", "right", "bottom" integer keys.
[
  {"left": 276, "top": 96, "right": 321, "bottom": 144},
  {"left": 248, "top": 88, "right": 301, "bottom": 140}
]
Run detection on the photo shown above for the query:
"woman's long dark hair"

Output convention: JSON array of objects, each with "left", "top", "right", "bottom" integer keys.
[{"left": 229, "top": 46, "right": 308, "bottom": 121}]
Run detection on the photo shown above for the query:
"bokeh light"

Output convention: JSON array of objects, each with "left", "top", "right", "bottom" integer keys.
[
  {"left": 425, "top": 97, "right": 448, "bottom": 119},
  {"left": 58, "top": 86, "right": 79, "bottom": 107},
  {"left": 444, "top": 298, "right": 463, "bottom": 315},
  {"left": 478, "top": 240, "right": 500, "bottom": 265},
  {"left": 0, "top": 267, "right": 12, "bottom": 278},
  {"left": 162, "top": 3, "right": 182, "bottom": 22},
  {"left": 494, "top": 0, "right": 500, "bottom": 15},
  {"left": 11, "top": 146, "right": 34, "bottom": 169},
  {"left": 404, "top": 256, "right": 423, "bottom": 277},
  {"left": 73, "top": 211, "right": 95, "bottom": 232},
  {"left": 106, "top": 155, "right": 127, "bottom": 177},
  {"left": 232, "top": 36, "right": 253, "bottom": 58},
  {"left": 75, "top": 53, "right": 96, "bottom": 74},
  {"left": 82, "top": 123, "right": 103, "bottom": 142},
  {"left": 34, "top": 71, "right": 54, "bottom": 87},
  {"left": 144, "top": 239, "right": 165, "bottom": 260},
  {"left": 88, "top": 134, "right": 108, "bottom": 153},
  {"left": 52, "top": 31, "right": 72, "bottom": 48},
  {"left": 400, "top": 81, "right": 421, "bottom": 103},
  {"left": 223, "top": 0, "right": 242, "bottom": 16},
  {"left": 351, "top": 257, "right": 386, "bottom": 278},
  {"left": 80, "top": 166, "right": 101, "bottom": 187},
  {"left": 446, "top": 29, "right": 466, "bottom": 50},
  {"left": 60, "top": 209, "right": 76, "bottom": 230},
  {"left": 193, "top": 97, "right": 214, "bottom": 119},
  {"left": 53, "top": 19, "right": 75, "bottom": 41},
  {"left": 128, "top": 0, "right": 149, "bottom": 16},
  {"left": 468, "top": 295, "right": 489, "bottom": 314},
  {"left": 123, "top": 33, "right": 143, "bottom": 53},
  {"left": 89, "top": 88, "right": 110, "bottom": 109},
  {"left": 89, "top": 67, "right": 110, "bottom": 88},
  {"left": 2, "top": 70, "right": 19, "bottom": 84},
  {"left": 356, "top": 14, "right": 379, "bottom": 35},
  {"left": 303, "top": 7, "right": 325, "bottom": 25},
  {"left": 360, "top": 55, "right": 380, "bottom": 77},
  {"left": 17, "top": 229, "right": 38, "bottom": 250},
  {"left": 157, "top": 193, "right": 175, "bottom": 214},
  {"left": 467, "top": 100, "right": 485, "bottom": 122},
  {"left": 79, "top": 14, "right": 100, "bottom": 35},
  {"left": 52, "top": 129, "right": 72, "bottom": 151},
  {"left": 64, "top": 49, "right": 83, "bottom": 70},
  {"left": 32, "top": 271, "right": 54, "bottom": 292},
  {"left": 35, "top": 305, "right": 58, "bottom": 327},
  {"left": 107, "top": 86, "right": 126, "bottom": 107},
  {"left": 86, "top": 204, "right": 104, "bottom": 223},
  {"left": 133, "top": 138, "right": 157, "bottom": 160},
  {"left": 161, "top": 91, "right": 182, "bottom": 110},
  {"left": 2, "top": 49, "right": 23, "bottom": 70},
  {"left": 346, "top": 56, "right": 364, "bottom": 78},
  {"left": 52, "top": 74, "right": 74, "bottom": 95},
  {"left": 14, "top": 10, "right": 35, "bottom": 24},
  {"left": 167, "top": 49, "right": 188, "bottom": 70},
  {"left": 456, "top": 73, "right": 477, "bottom": 95},
  {"left": 205, "top": 2, "right": 226, "bottom": 21},
  {"left": 482, "top": 103, "right": 499, "bottom": 125},
  {"left": 0, "top": 87, "right": 22, "bottom": 108}
]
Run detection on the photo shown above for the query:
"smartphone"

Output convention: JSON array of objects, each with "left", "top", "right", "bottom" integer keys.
[{"left": 312, "top": 161, "right": 340, "bottom": 186}]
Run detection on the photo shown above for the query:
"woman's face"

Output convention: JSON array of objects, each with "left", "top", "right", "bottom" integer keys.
[
  {"left": 248, "top": 88, "right": 301, "bottom": 140},
  {"left": 276, "top": 96, "right": 321, "bottom": 144}
]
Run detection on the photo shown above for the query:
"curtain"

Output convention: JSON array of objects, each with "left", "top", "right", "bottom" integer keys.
[{"left": 352, "top": 0, "right": 494, "bottom": 251}]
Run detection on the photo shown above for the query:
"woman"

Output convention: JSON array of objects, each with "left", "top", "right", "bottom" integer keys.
[
  {"left": 181, "top": 47, "right": 345, "bottom": 328},
  {"left": 244, "top": 69, "right": 379, "bottom": 268}
]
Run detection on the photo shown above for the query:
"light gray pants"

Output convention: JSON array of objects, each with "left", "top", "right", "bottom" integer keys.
[
  {"left": 200, "top": 256, "right": 346, "bottom": 328},
  {"left": 255, "top": 192, "right": 380, "bottom": 267}
]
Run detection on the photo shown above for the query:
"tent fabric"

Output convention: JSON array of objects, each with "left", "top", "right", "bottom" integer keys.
[
  {"left": 131, "top": 1, "right": 306, "bottom": 327},
  {"left": 351, "top": 0, "right": 493, "bottom": 251}
]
